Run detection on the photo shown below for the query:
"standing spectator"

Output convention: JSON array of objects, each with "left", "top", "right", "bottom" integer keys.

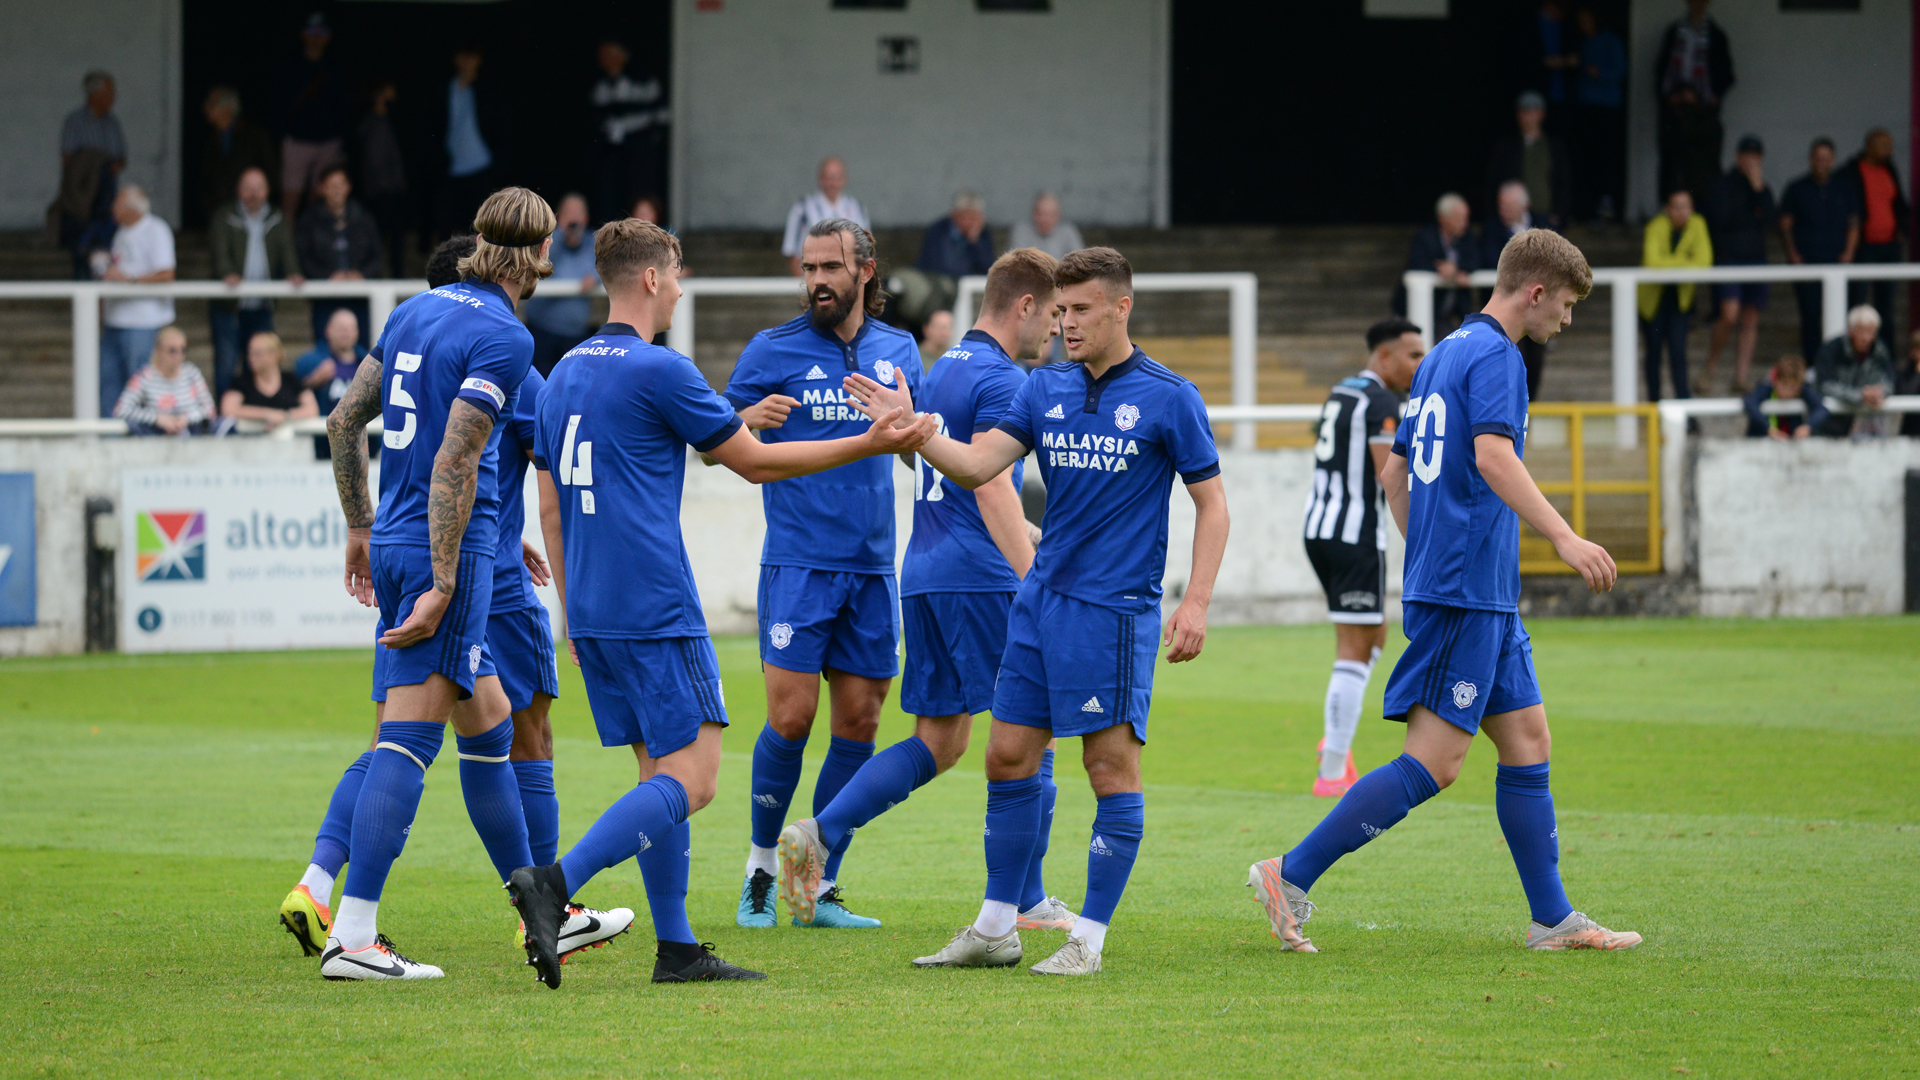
[
  {"left": 523, "top": 193, "right": 599, "bottom": 377},
  {"left": 276, "top": 13, "right": 348, "bottom": 219},
  {"left": 1009, "top": 191, "right": 1085, "bottom": 261},
  {"left": 1483, "top": 182, "right": 1549, "bottom": 399},
  {"left": 1534, "top": 2, "right": 1576, "bottom": 123},
  {"left": 355, "top": 79, "right": 409, "bottom": 279},
  {"left": 296, "top": 163, "right": 383, "bottom": 348},
  {"left": 1653, "top": 0, "right": 1734, "bottom": 201},
  {"left": 781, "top": 157, "right": 868, "bottom": 276},
  {"left": 1812, "top": 305, "right": 1895, "bottom": 437},
  {"left": 99, "top": 186, "right": 177, "bottom": 420},
  {"left": 221, "top": 331, "right": 316, "bottom": 432},
  {"left": 53, "top": 70, "right": 125, "bottom": 279},
  {"left": 198, "top": 86, "right": 276, "bottom": 224},
  {"left": 1743, "top": 355, "right": 1826, "bottom": 439},
  {"left": 1486, "top": 91, "right": 1572, "bottom": 231},
  {"left": 1780, "top": 138, "right": 1860, "bottom": 362},
  {"left": 630, "top": 195, "right": 666, "bottom": 226},
  {"left": 1899, "top": 330, "right": 1920, "bottom": 437},
  {"left": 295, "top": 307, "right": 366, "bottom": 418},
  {"left": 113, "top": 327, "right": 213, "bottom": 436},
  {"left": 435, "top": 41, "right": 502, "bottom": 243},
  {"left": 591, "top": 40, "right": 670, "bottom": 225},
  {"left": 1571, "top": 8, "right": 1626, "bottom": 221},
  {"left": 208, "top": 166, "right": 302, "bottom": 397},
  {"left": 1637, "top": 189, "right": 1712, "bottom": 402},
  {"left": 919, "top": 309, "right": 954, "bottom": 368},
  {"left": 1840, "top": 128, "right": 1908, "bottom": 353},
  {"left": 1395, "top": 192, "right": 1478, "bottom": 331},
  {"left": 1704, "top": 135, "right": 1775, "bottom": 394}
]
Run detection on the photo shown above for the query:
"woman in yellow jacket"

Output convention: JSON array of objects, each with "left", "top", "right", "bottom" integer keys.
[{"left": 1639, "top": 189, "right": 1714, "bottom": 400}]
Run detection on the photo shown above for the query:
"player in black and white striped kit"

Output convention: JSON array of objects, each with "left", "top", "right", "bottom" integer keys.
[{"left": 1301, "top": 318, "right": 1424, "bottom": 796}]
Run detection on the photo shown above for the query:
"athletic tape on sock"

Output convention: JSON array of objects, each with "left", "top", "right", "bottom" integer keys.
[{"left": 375, "top": 741, "right": 429, "bottom": 772}]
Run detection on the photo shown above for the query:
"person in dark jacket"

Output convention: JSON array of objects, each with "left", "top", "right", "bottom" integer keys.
[
  {"left": 275, "top": 13, "right": 348, "bottom": 219},
  {"left": 355, "top": 79, "right": 409, "bottom": 278},
  {"left": 433, "top": 42, "right": 507, "bottom": 244},
  {"left": 1394, "top": 192, "right": 1478, "bottom": 331},
  {"left": 1900, "top": 330, "right": 1920, "bottom": 437},
  {"left": 208, "top": 166, "right": 303, "bottom": 396},
  {"left": 1780, "top": 138, "right": 1860, "bottom": 363},
  {"left": 198, "top": 86, "right": 277, "bottom": 225},
  {"left": 1743, "top": 354, "right": 1826, "bottom": 439},
  {"left": 296, "top": 163, "right": 384, "bottom": 348},
  {"left": 1653, "top": 0, "right": 1734, "bottom": 201},
  {"left": 1812, "top": 306, "right": 1896, "bottom": 437},
  {"left": 1482, "top": 181, "right": 1550, "bottom": 399},
  {"left": 1705, "top": 134, "right": 1775, "bottom": 394},
  {"left": 1486, "top": 91, "right": 1573, "bottom": 232},
  {"left": 1838, "top": 128, "right": 1909, "bottom": 354}
]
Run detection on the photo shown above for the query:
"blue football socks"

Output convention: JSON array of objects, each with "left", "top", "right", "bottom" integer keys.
[
  {"left": 560, "top": 773, "right": 689, "bottom": 898},
  {"left": 1018, "top": 748, "right": 1058, "bottom": 911},
  {"left": 1284, "top": 753, "right": 1440, "bottom": 892},
  {"left": 1496, "top": 762, "right": 1574, "bottom": 927},
  {"left": 637, "top": 819, "right": 696, "bottom": 944},
  {"left": 813, "top": 735, "right": 874, "bottom": 881},
  {"left": 341, "top": 721, "right": 444, "bottom": 903},
  {"left": 456, "top": 720, "right": 533, "bottom": 882},
  {"left": 983, "top": 776, "right": 1044, "bottom": 906},
  {"left": 513, "top": 759, "right": 559, "bottom": 867},
  {"left": 816, "top": 735, "right": 937, "bottom": 851},
  {"left": 1081, "top": 791, "right": 1145, "bottom": 925},
  {"left": 310, "top": 751, "right": 371, "bottom": 876},
  {"left": 748, "top": 723, "right": 807, "bottom": 849}
]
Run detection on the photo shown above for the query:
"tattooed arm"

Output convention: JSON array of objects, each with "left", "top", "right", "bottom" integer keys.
[
  {"left": 379, "top": 398, "right": 496, "bottom": 648},
  {"left": 327, "top": 357, "right": 384, "bottom": 607}
]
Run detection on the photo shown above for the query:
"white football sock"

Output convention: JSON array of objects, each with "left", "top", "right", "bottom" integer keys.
[
  {"left": 1069, "top": 916, "right": 1109, "bottom": 954},
  {"left": 815, "top": 878, "right": 837, "bottom": 900},
  {"left": 333, "top": 896, "right": 378, "bottom": 951},
  {"left": 1319, "top": 658, "right": 1373, "bottom": 781},
  {"left": 973, "top": 899, "right": 1018, "bottom": 938},
  {"left": 299, "top": 864, "right": 335, "bottom": 910},
  {"left": 745, "top": 845, "right": 777, "bottom": 878}
]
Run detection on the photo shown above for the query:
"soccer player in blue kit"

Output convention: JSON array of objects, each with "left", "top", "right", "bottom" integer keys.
[
  {"left": 505, "top": 219, "right": 934, "bottom": 987},
  {"left": 721, "top": 218, "right": 925, "bottom": 930},
  {"left": 846, "top": 247, "right": 1231, "bottom": 976},
  {"left": 1250, "top": 229, "right": 1643, "bottom": 954},
  {"left": 776, "top": 248, "right": 1077, "bottom": 932}
]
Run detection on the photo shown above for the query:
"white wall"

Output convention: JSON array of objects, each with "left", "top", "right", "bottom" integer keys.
[
  {"left": 671, "top": 0, "right": 1170, "bottom": 231},
  {"left": 0, "top": 0, "right": 182, "bottom": 230},
  {"left": 1628, "top": 0, "right": 1910, "bottom": 219}
]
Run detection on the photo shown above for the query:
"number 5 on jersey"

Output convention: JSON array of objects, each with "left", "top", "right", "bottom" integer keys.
[
  {"left": 383, "top": 352, "right": 423, "bottom": 450},
  {"left": 559, "top": 414, "right": 596, "bottom": 513}
]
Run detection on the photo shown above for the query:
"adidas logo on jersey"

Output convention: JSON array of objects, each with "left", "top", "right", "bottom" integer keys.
[
  {"left": 1045, "top": 404, "right": 1066, "bottom": 419},
  {"left": 804, "top": 365, "right": 828, "bottom": 380},
  {"left": 1089, "top": 835, "right": 1114, "bottom": 856},
  {"left": 1081, "top": 696, "right": 1103, "bottom": 713}
]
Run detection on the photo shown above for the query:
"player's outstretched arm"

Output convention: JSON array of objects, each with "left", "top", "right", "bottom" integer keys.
[
  {"left": 1165, "top": 475, "right": 1228, "bottom": 663},
  {"left": 382, "top": 399, "right": 496, "bottom": 647},
  {"left": 842, "top": 372, "right": 1029, "bottom": 488},
  {"left": 1381, "top": 452, "right": 1411, "bottom": 539},
  {"left": 706, "top": 405, "right": 935, "bottom": 485},
  {"left": 974, "top": 466, "right": 1036, "bottom": 578},
  {"left": 326, "top": 356, "right": 384, "bottom": 607},
  {"left": 536, "top": 469, "right": 578, "bottom": 668},
  {"left": 1474, "top": 433, "right": 1617, "bottom": 593}
]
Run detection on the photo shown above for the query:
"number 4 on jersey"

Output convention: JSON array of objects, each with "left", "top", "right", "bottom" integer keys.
[{"left": 559, "top": 414, "right": 596, "bottom": 514}]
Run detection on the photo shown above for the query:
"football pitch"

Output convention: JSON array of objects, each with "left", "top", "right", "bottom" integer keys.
[{"left": 1, "top": 618, "right": 1915, "bottom": 1078}]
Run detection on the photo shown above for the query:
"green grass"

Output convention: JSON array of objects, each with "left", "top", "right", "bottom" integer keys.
[{"left": 2, "top": 619, "right": 1916, "bottom": 1078}]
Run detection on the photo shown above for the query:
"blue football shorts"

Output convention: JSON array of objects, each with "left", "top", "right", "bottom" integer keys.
[
  {"left": 757, "top": 565, "right": 900, "bottom": 680},
  {"left": 370, "top": 543, "right": 495, "bottom": 699},
  {"left": 900, "top": 590, "right": 1014, "bottom": 718},
  {"left": 576, "top": 636, "right": 728, "bottom": 756},
  {"left": 488, "top": 604, "right": 560, "bottom": 714},
  {"left": 1382, "top": 600, "right": 1542, "bottom": 735},
  {"left": 993, "top": 577, "right": 1157, "bottom": 744}
]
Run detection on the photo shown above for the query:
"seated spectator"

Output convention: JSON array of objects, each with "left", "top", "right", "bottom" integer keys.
[
  {"left": 114, "top": 327, "right": 214, "bottom": 435},
  {"left": 1638, "top": 189, "right": 1712, "bottom": 402},
  {"left": 223, "top": 331, "right": 317, "bottom": 432},
  {"left": 1743, "top": 355, "right": 1826, "bottom": 439},
  {"left": 99, "top": 186, "right": 177, "bottom": 420},
  {"left": 296, "top": 163, "right": 384, "bottom": 348},
  {"left": 199, "top": 86, "right": 277, "bottom": 223},
  {"left": 1483, "top": 181, "right": 1549, "bottom": 399},
  {"left": 1900, "top": 330, "right": 1920, "bottom": 437},
  {"left": 1009, "top": 191, "right": 1084, "bottom": 261},
  {"left": 1486, "top": 90, "right": 1572, "bottom": 231},
  {"left": 782, "top": 156, "right": 867, "bottom": 276},
  {"left": 919, "top": 309, "right": 953, "bottom": 368},
  {"left": 525, "top": 193, "right": 599, "bottom": 376},
  {"left": 1705, "top": 135, "right": 1775, "bottom": 395},
  {"left": 1812, "top": 305, "right": 1895, "bottom": 438},
  {"left": 295, "top": 308, "right": 367, "bottom": 417},
  {"left": 209, "top": 166, "right": 302, "bottom": 398},
  {"left": 1395, "top": 192, "right": 1478, "bottom": 331},
  {"left": 918, "top": 190, "right": 995, "bottom": 279}
]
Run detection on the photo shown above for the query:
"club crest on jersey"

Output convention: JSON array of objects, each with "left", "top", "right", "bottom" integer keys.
[
  {"left": 769, "top": 622, "right": 793, "bottom": 649},
  {"left": 469, "top": 644, "right": 482, "bottom": 673},
  {"left": 1113, "top": 403, "right": 1140, "bottom": 431},
  {"left": 1451, "top": 680, "right": 1478, "bottom": 709},
  {"left": 804, "top": 365, "right": 827, "bottom": 380},
  {"left": 873, "top": 359, "right": 896, "bottom": 386},
  {"left": 1045, "top": 404, "right": 1065, "bottom": 419}
]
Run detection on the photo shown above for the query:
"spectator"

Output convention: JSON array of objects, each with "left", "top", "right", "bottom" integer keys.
[
  {"left": 1009, "top": 191, "right": 1085, "bottom": 261},
  {"left": 1704, "top": 135, "right": 1775, "bottom": 394},
  {"left": 1900, "top": 330, "right": 1920, "bottom": 437},
  {"left": 782, "top": 157, "right": 868, "bottom": 276},
  {"left": 1780, "top": 137, "right": 1860, "bottom": 363},
  {"left": 436, "top": 40, "right": 503, "bottom": 243},
  {"left": 591, "top": 40, "right": 670, "bottom": 225},
  {"left": 295, "top": 307, "right": 367, "bottom": 418},
  {"left": 630, "top": 195, "right": 667, "bottom": 227},
  {"left": 1395, "top": 192, "right": 1478, "bottom": 330},
  {"left": 296, "top": 163, "right": 383, "bottom": 348},
  {"left": 893, "top": 190, "right": 995, "bottom": 330},
  {"left": 52, "top": 70, "right": 125, "bottom": 279},
  {"left": 1534, "top": 2, "right": 1577, "bottom": 122},
  {"left": 1812, "top": 305, "right": 1895, "bottom": 437},
  {"left": 1486, "top": 91, "right": 1572, "bottom": 231},
  {"left": 1840, "top": 128, "right": 1908, "bottom": 353},
  {"left": 209, "top": 166, "right": 302, "bottom": 398},
  {"left": 113, "top": 327, "right": 213, "bottom": 436},
  {"left": 99, "top": 185, "right": 177, "bottom": 420},
  {"left": 1743, "top": 355, "right": 1826, "bottom": 440},
  {"left": 1483, "top": 182, "right": 1549, "bottom": 399},
  {"left": 198, "top": 86, "right": 276, "bottom": 224},
  {"left": 276, "top": 13, "right": 348, "bottom": 219},
  {"left": 355, "top": 78, "right": 409, "bottom": 278},
  {"left": 1653, "top": 0, "right": 1733, "bottom": 201},
  {"left": 222, "top": 331, "right": 316, "bottom": 432},
  {"left": 1638, "top": 189, "right": 1712, "bottom": 402},
  {"left": 1571, "top": 8, "right": 1626, "bottom": 221},
  {"left": 919, "top": 310, "right": 954, "bottom": 368},
  {"left": 524, "top": 193, "right": 599, "bottom": 377}
]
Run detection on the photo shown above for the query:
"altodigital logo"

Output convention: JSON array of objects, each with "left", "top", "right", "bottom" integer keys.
[{"left": 136, "top": 511, "right": 206, "bottom": 582}]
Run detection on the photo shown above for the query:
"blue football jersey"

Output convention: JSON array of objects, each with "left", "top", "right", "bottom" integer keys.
[
  {"left": 994, "top": 349, "right": 1220, "bottom": 614},
  {"left": 490, "top": 366, "right": 545, "bottom": 615},
  {"left": 723, "top": 315, "right": 922, "bottom": 574},
  {"left": 370, "top": 281, "right": 533, "bottom": 555},
  {"left": 1390, "top": 312, "right": 1530, "bottom": 612},
  {"left": 901, "top": 330, "right": 1029, "bottom": 597},
  {"left": 534, "top": 324, "right": 742, "bottom": 639}
]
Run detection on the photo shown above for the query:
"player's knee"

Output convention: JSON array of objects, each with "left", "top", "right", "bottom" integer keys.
[
  {"left": 508, "top": 701, "right": 553, "bottom": 761},
  {"left": 766, "top": 710, "right": 815, "bottom": 741},
  {"left": 918, "top": 716, "right": 971, "bottom": 772},
  {"left": 1424, "top": 757, "right": 1463, "bottom": 790},
  {"left": 1082, "top": 755, "right": 1140, "bottom": 797},
  {"left": 832, "top": 714, "right": 881, "bottom": 744},
  {"left": 677, "top": 774, "right": 717, "bottom": 814}
]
